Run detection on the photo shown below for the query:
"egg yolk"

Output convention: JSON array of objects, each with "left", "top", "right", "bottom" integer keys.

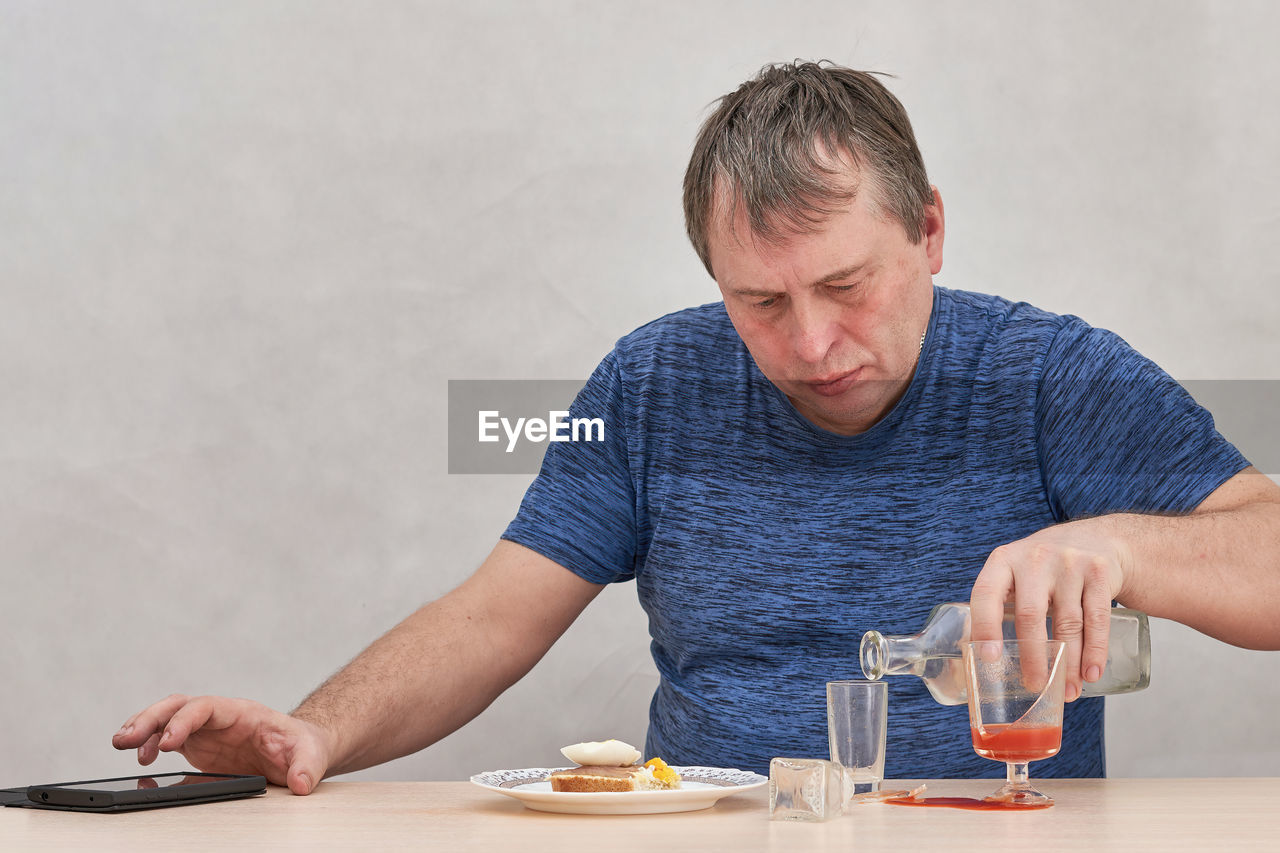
[{"left": 644, "top": 757, "right": 680, "bottom": 786}]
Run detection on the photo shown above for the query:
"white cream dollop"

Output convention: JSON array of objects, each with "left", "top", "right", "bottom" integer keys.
[{"left": 560, "top": 739, "right": 642, "bottom": 766}]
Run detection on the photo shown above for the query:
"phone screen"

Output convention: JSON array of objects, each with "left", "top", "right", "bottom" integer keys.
[{"left": 43, "top": 774, "right": 247, "bottom": 792}]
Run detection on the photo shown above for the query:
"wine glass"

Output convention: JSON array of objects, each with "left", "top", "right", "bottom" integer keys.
[{"left": 963, "top": 639, "right": 1067, "bottom": 806}]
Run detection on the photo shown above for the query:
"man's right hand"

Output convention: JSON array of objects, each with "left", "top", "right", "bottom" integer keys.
[{"left": 111, "top": 694, "right": 333, "bottom": 795}]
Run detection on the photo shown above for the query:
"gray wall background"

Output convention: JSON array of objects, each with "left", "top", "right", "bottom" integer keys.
[{"left": 3, "top": 0, "right": 1278, "bottom": 783}]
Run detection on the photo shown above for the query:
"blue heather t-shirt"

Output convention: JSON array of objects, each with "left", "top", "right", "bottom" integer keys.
[{"left": 502, "top": 287, "right": 1247, "bottom": 779}]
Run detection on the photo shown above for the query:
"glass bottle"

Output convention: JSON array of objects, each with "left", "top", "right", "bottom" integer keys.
[{"left": 859, "top": 603, "right": 1150, "bottom": 705}]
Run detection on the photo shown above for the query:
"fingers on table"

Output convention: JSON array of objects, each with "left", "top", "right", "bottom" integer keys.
[
  {"left": 113, "top": 693, "right": 235, "bottom": 766},
  {"left": 141, "top": 731, "right": 170, "bottom": 765},
  {"left": 113, "top": 693, "right": 193, "bottom": 749},
  {"left": 155, "top": 695, "right": 225, "bottom": 752}
]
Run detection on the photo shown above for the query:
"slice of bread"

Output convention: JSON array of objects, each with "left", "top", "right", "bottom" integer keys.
[{"left": 549, "top": 765, "right": 652, "bottom": 792}]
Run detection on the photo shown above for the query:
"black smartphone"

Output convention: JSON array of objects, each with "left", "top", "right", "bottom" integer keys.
[{"left": 22, "top": 772, "right": 266, "bottom": 812}]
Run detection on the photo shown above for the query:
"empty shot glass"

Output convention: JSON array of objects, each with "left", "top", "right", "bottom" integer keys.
[
  {"left": 826, "top": 679, "right": 888, "bottom": 806},
  {"left": 768, "top": 757, "right": 844, "bottom": 821}
]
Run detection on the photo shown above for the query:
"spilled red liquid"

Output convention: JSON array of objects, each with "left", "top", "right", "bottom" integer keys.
[{"left": 886, "top": 796, "right": 1052, "bottom": 811}]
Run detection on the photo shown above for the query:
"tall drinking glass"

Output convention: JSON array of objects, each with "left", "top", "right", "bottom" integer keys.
[
  {"left": 963, "top": 639, "right": 1066, "bottom": 806},
  {"left": 826, "top": 679, "right": 888, "bottom": 806}
]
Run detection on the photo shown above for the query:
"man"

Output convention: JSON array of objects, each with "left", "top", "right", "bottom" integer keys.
[{"left": 113, "top": 62, "right": 1280, "bottom": 792}]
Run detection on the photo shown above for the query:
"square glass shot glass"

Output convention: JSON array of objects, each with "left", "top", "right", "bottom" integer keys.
[
  {"left": 826, "top": 679, "right": 888, "bottom": 806},
  {"left": 768, "top": 757, "right": 843, "bottom": 821}
]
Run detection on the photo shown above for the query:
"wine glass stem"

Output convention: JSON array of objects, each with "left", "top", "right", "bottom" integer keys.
[{"left": 1006, "top": 761, "right": 1031, "bottom": 789}]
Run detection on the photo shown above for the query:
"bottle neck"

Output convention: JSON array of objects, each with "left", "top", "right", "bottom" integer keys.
[{"left": 860, "top": 630, "right": 938, "bottom": 679}]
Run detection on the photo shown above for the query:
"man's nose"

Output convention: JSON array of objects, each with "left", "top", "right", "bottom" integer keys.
[{"left": 791, "top": 298, "right": 838, "bottom": 364}]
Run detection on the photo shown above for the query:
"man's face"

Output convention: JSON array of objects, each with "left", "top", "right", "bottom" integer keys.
[{"left": 708, "top": 179, "right": 944, "bottom": 435}]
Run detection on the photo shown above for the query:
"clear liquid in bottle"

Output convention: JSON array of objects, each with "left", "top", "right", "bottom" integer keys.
[{"left": 859, "top": 603, "right": 1150, "bottom": 705}]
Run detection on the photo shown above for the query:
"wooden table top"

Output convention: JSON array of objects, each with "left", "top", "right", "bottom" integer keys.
[{"left": 2, "top": 777, "right": 1274, "bottom": 851}]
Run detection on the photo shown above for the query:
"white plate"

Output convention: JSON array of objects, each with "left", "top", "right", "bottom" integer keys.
[{"left": 470, "top": 766, "right": 768, "bottom": 815}]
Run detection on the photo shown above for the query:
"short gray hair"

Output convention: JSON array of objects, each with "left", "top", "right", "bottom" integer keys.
[{"left": 683, "top": 61, "right": 933, "bottom": 277}]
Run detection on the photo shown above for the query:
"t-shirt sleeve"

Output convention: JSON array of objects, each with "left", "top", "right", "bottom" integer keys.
[
  {"left": 501, "top": 349, "right": 639, "bottom": 584},
  {"left": 1036, "top": 320, "right": 1249, "bottom": 522}
]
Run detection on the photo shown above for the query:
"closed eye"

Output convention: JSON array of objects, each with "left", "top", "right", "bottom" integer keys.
[
  {"left": 828, "top": 281, "right": 865, "bottom": 300},
  {"left": 747, "top": 292, "right": 785, "bottom": 310}
]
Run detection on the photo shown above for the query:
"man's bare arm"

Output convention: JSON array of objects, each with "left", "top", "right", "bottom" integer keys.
[
  {"left": 293, "top": 539, "right": 604, "bottom": 775},
  {"left": 1110, "top": 467, "right": 1280, "bottom": 650},
  {"left": 113, "top": 540, "right": 604, "bottom": 791}
]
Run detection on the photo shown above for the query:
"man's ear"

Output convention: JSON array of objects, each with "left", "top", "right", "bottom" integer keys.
[{"left": 924, "top": 185, "right": 945, "bottom": 275}]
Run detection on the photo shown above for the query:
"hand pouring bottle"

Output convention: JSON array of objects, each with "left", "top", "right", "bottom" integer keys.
[{"left": 859, "top": 603, "right": 1151, "bottom": 705}]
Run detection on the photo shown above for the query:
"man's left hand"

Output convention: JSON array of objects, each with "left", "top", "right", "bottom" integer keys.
[{"left": 970, "top": 518, "right": 1130, "bottom": 702}]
